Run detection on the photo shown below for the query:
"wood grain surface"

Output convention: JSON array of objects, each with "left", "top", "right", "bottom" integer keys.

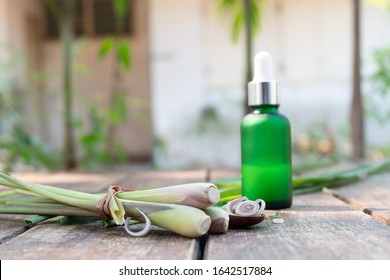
[
  {"left": 329, "top": 172, "right": 390, "bottom": 226},
  {"left": 0, "top": 221, "right": 200, "bottom": 260},
  {"left": 204, "top": 192, "right": 390, "bottom": 260},
  {"left": 1, "top": 166, "right": 390, "bottom": 260}
]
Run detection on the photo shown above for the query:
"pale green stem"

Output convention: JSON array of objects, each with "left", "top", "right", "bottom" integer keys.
[
  {"left": 25, "top": 215, "right": 52, "bottom": 224},
  {"left": 0, "top": 203, "right": 99, "bottom": 217},
  {"left": 0, "top": 177, "right": 99, "bottom": 200},
  {"left": 0, "top": 172, "right": 98, "bottom": 212},
  {"left": 0, "top": 189, "right": 17, "bottom": 198},
  {"left": 0, "top": 187, "right": 43, "bottom": 198}
]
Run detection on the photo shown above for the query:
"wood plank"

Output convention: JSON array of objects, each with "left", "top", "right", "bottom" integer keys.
[
  {"left": 328, "top": 172, "right": 390, "bottom": 226},
  {"left": 204, "top": 192, "right": 390, "bottom": 259},
  {"left": 0, "top": 216, "right": 33, "bottom": 245},
  {"left": 291, "top": 160, "right": 390, "bottom": 226},
  {"left": 207, "top": 168, "right": 240, "bottom": 182},
  {"left": 0, "top": 169, "right": 208, "bottom": 259},
  {"left": 0, "top": 220, "right": 200, "bottom": 260}
]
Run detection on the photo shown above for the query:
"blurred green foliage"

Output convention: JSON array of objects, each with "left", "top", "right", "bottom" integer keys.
[
  {"left": 366, "top": 47, "right": 390, "bottom": 125},
  {"left": 0, "top": 121, "right": 60, "bottom": 171},
  {"left": 0, "top": 52, "right": 60, "bottom": 171}
]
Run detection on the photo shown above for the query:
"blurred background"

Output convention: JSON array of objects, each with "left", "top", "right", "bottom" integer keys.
[{"left": 0, "top": 0, "right": 389, "bottom": 172}]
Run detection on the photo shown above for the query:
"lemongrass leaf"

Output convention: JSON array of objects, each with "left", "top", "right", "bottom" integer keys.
[
  {"left": 57, "top": 216, "right": 101, "bottom": 226},
  {"left": 25, "top": 215, "right": 52, "bottom": 224},
  {"left": 102, "top": 219, "right": 117, "bottom": 227},
  {"left": 108, "top": 195, "right": 125, "bottom": 225},
  {"left": 0, "top": 189, "right": 17, "bottom": 198}
]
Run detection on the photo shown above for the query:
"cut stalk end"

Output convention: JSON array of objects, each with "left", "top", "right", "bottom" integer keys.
[
  {"left": 203, "top": 206, "right": 229, "bottom": 234},
  {"left": 206, "top": 184, "right": 220, "bottom": 205},
  {"left": 198, "top": 215, "right": 212, "bottom": 236}
]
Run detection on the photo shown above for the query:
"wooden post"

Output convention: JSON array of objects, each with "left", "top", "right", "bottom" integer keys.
[{"left": 350, "top": 0, "right": 365, "bottom": 160}]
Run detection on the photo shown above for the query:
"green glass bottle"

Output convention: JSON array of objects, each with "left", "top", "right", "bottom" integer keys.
[{"left": 241, "top": 51, "right": 292, "bottom": 209}]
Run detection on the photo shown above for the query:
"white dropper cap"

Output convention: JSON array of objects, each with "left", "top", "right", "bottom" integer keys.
[
  {"left": 248, "top": 51, "right": 280, "bottom": 106},
  {"left": 253, "top": 51, "right": 274, "bottom": 82}
]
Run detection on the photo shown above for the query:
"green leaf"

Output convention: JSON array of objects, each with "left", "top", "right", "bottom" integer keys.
[
  {"left": 98, "top": 38, "right": 114, "bottom": 59},
  {"left": 231, "top": 10, "right": 244, "bottom": 42},
  {"left": 115, "top": 93, "right": 128, "bottom": 122},
  {"left": 25, "top": 215, "right": 52, "bottom": 225},
  {"left": 249, "top": 0, "right": 262, "bottom": 36},
  {"left": 44, "top": 0, "right": 60, "bottom": 18},
  {"left": 80, "top": 133, "right": 104, "bottom": 145},
  {"left": 74, "top": 61, "right": 91, "bottom": 76},
  {"left": 217, "top": 0, "right": 264, "bottom": 43},
  {"left": 113, "top": 0, "right": 130, "bottom": 19},
  {"left": 106, "top": 93, "right": 127, "bottom": 124},
  {"left": 117, "top": 41, "right": 132, "bottom": 71},
  {"left": 57, "top": 216, "right": 100, "bottom": 226},
  {"left": 107, "top": 109, "right": 119, "bottom": 124},
  {"left": 217, "top": 0, "right": 238, "bottom": 14},
  {"left": 114, "top": 143, "right": 127, "bottom": 163}
]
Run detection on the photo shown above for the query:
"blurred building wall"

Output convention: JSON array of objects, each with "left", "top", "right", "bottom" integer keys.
[
  {"left": 0, "top": 0, "right": 153, "bottom": 162},
  {"left": 1, "top": 0, "right": 390, "bottom": 169},
  {"left": 149, "top": 0, "right": 390, "bottom": 169}
]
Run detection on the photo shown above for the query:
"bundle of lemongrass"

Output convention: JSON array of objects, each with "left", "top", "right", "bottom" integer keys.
[
  {"left": 0, "top": 171, "right": 266, "bottom": 237},
  {"left": 0, "top": 171, "right": 223, "bottom": 237}
]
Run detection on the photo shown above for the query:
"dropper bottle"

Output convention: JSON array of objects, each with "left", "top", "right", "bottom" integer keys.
[{"left": 241, "top": 51, "right": 292, "bottom": 209}]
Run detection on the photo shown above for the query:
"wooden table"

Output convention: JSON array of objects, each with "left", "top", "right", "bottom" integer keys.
[{"left": 1, "top": 166, "right": 390, "bottom": 260}]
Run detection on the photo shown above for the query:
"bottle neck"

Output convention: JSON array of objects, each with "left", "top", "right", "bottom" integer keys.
[{"left": 250, "top": 104, "right": 279, "bottom": 114}]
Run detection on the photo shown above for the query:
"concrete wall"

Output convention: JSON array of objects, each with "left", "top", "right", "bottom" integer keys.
[
  {"left": 0, "top": 0, "right": 153, "bottom": 161},
  {"left": 40, "top": 0, "right": 152, "bottom": 160},
  {"left": 0, "top": 0, "right": 44, "bottom": 137}
]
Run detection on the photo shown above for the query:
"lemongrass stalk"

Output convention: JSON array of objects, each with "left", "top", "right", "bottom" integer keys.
[
  {"left": 0, "top": 176, "right": 99, "bottom": 201},
  {"left": 0, "top": 171, "right": 98, "bottom": 212},
  {"left": 0, "top": 202, "right": 100, "bottom": 217},
  {"left": 217, "top": 194, "right": 241, "bottom": 206},
  {"left": 293, "top": 160, "right": 390, "bottom": 193},
  {"left": 25, "top": 215, "right": 52, "bottom": 224},
  {"left": 117, "top": 183, "right": 220, "bottom": 208},
  {"left": 1, "top": 174, "right": 220, "bottom": 209},
  {"left": 203, "top": 206, "right": 229, "bottom": 234},
  {"left": 1, "top": 177, "right": 222, "bottom": 209},
  {"left": 292, "top": 159, "right": 336, "bottom": 175},
  {"left": 121, "top": 201, "right": 211, "bottom": 238},
  {"left": 4, "top": 200, "right": 67, "bottom": 207},
  {"left": 215, "top": 159, "right": 390, "bottom": 202},
  {"left": 218, "top": 187, "right": 241, "bottom": 199},
  {"left": 102, "top": 219, "right": 117, "bottom": 227},
  {"left": 57, "top": 216, "right": 101, "bottom": 226},
  {"left": 0, "top": 188, "right": 38, "bottom": 198},
  {"left": 5, "top": 197, "right": 61, "bottom": 204},
  {"left": 0, "top": 189, "right": 17, "bottom": 198}
]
